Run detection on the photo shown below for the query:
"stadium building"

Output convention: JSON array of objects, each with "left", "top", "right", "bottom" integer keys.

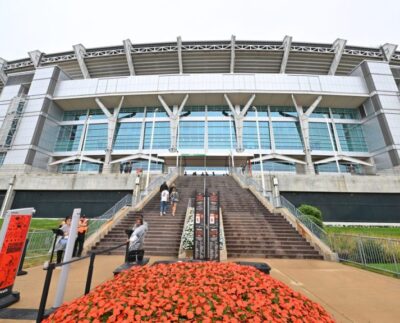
[{"left": 0, "top": 36, "right": 400, "bottom": 221}]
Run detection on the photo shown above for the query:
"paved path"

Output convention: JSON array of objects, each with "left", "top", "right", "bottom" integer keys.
[{"left": 1, "top": 256, "right": 399, "bottom": 322}]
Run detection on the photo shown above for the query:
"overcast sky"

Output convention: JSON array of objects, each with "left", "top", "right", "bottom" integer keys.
[{"left": 1, "top": 0, "right": 399, "bottom": 61}]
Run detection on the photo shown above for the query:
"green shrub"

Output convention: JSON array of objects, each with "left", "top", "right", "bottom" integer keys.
[
  {"left": 307, "top": 215, "right": 324, "bottom": 229},
  {"left": 298, "top": 204, "right": 322, "bottom": 220}
]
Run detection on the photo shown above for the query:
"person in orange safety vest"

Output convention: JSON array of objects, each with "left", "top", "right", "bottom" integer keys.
[{"left": 73, "top": 214, "right": 88, "bottom": 257}]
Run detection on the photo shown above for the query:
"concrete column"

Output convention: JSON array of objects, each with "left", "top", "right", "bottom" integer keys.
[
  {"left": 291, "top": 95, "right": 322, "bottom": 175},
  {"left": 158, "top": 94, "right": 189, "bottom": 152},
  {"left": 224, "top": 94, "right": 256, "bottom": 152},
  {"left": 0, "top": 57, "right": 7, "bottom": 85},
  {"left": 95, "top": 97, "right": 124, "bottom": 173}
]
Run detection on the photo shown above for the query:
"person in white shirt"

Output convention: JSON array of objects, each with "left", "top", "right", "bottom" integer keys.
[{"left": 160, "top": 189, "right": 169, "bottom": 216}]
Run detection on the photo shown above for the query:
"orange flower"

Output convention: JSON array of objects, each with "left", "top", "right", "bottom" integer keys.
[{"left": 43, "top": 262, "right": 335, "bottom": 323}]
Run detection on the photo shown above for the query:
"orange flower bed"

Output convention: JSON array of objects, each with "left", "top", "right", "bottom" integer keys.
[{"left": 44, "top": 262, "right": 334, "bottom": 322}]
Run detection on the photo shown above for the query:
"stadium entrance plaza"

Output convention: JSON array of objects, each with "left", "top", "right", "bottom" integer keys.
[{"left": 2, "top": 256, "right": 399, "bottom": 323}]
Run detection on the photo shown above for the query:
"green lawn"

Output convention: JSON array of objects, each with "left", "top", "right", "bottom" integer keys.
[
  {"left": 0, "top": 218, "right": 62, "bottom": 231},
  {"left": 325, "top": 226, "right": 400, "bottom": 239}
]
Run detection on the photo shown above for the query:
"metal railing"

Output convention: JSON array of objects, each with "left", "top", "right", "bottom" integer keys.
[
  {"left": 329, "top": 233, "right": 400, "bottom": 276},
  {"left": 23, "top": 171, "right": 176, "bottom": 261},
  {"left": 280, "top": 196, "right": 331, "bottom": 247},
  {"left": 24, "top": 194, "right": 132, "bottom": 260},
  {"left": 232, "top": 168, "right": 273, "bottom": 202},
  {"left": 143, "top": 171, "right": 176, "bottom": 195}
]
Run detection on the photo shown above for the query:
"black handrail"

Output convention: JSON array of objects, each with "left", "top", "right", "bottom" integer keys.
[{"left": 36, "top": 241, "right": 128, "bottom": 323}]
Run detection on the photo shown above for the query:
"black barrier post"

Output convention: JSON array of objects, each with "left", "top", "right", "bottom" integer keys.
[
  {"left": 36, "top": 263, "right": 55, "bottom": 323},
  {"left": 84, "top": 253, "right": 96, "bottom": 295},
  {"left": 17, "top": 238, "right": 29, "bottom": 276},
  {"left": 125, "top": 241, "right": 130, "bottom": 262}
]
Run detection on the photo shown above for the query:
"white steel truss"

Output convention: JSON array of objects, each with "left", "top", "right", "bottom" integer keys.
[
  {"left": 28, "top": 50, "right": 43, "bottom": 68},
  {"left": 5, "top": 40, "right": 399, "bottom": 71}
]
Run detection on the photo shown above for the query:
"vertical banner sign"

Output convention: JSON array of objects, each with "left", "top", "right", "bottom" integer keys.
[
  {"left": 194, "top": 192, "right": 205, "bottom": 260},
  {"left": 208, "top": 192, "right": 220, "bottom": 261},
  {"left": 0, "top": 208, "right": 33, "bottom": 308}
]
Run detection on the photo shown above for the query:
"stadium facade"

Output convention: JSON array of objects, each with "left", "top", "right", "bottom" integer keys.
[{"left": 0, "top": 37, "right": 400, "bottom": 220}]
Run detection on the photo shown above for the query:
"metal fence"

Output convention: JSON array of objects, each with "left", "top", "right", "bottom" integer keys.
[
  {"left": 23, "top": 171, "right": 177, "bottom": 261},
  {"left": 232, "top": 168, "right": 273, "bottom": 202},
  {"left": 329, "top": 234, "right": 400, "bottom": 275},
  {"left": 280, "top": 196, "right": 331, "bottom": 247}
]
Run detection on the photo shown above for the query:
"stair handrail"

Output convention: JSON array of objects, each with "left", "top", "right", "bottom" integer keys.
[
  {"left": 96, "top": 194, "right": 133, "bottom": 220},
  {"left": 232, "top": 168, "right": 333, "bottom": 252},
  {"left": 232, "top": 168, "right": 273, "bottom": 202},
  {"left": 142, "top": 170, "right": 177, "bottom": 197},
  {"left": 278, "top": 196, "right": 331, "bottom": 248}
]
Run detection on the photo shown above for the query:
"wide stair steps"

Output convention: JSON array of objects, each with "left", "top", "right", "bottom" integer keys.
[
  {"left": 92, "top": 176, "right": 205, "bottom": 257},
  {"left": 204, "top": 176, "right": 322, "bottom": 259},
  {"left": 92, "top": 175, "right": 322, "bottom": 259}
]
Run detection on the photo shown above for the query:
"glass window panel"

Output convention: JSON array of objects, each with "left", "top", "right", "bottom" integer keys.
[
  {"left": 252, "top": 160, "right": 296, "bottom": 172},
  {"left": 243, "top": 121, "right": 270, "bottom": 149},
  {"left": 309, "top": 122, "right": 335, "bottom": 151},
  {"left": 120, "top": 160, "right": 162, "bottom": 172},
  {"left": 146, "top": 107, "right": 168, "bottom": 118},
  {"left": 315, "top": 162, "right": 362, "bottom": 174},
  {"left": 178, "top": 121, "right": 204, "bottom": 149},
  {"left": 113, "top": 123, "right": 142, "bottom": 150},
  {"left": 273, "top": 122, "right": 303, "bottom": 150},
  {"left": 54, "top": 125, "right": 83, "bottom": 152},
  {"left": 208, "top": 121, "right": 236, "bottom": 149},
  {"left": 335, "top": 123, "right": 368, "bottom": 152},
  {"left": 144, "top": 122, "right": 170, "bottom": 149},
  {"left": 245, "top": 106, "right": 268, "bottom": 117},
  {"left": 270, "top": 106, "right": 297, "bottom": 117},
  {"left": 183, "top": 106, "right": 206, "bottom": 117},
  {"left": 84, "top": 124, "right": 108, "bottom": 151},
  {"left": 118, "top": 107, "right": 145, "bottom": 119},
  {"left": 89, "top": 109, "right": 109, "bottom": 120},
  {"left": 62, "top": 110, "right": 87, "bottom": 121},
  {"left": 58, "top": 161, "right": 102, "bottom": 173},
  {"left": 331, "top": 108, "right": 361, "bottom": 120},
  {"left": 306, "top": 107, "right": 330, "bottom": 118},
  {"left": 207, "top": 106, "right": 228, "bottom": 117}
]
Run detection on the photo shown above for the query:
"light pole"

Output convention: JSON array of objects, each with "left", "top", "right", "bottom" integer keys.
[
  {"left": 324, "top": 115, "right": 340, "bottom": 173},
  {"left": 252, "top": 106, "right": 266, "bottom": 196},
  {"left": 228, "top": 114, "right": 235, "bottom": 171},
  {"left": 145, "top": 108, "right": 158, "bottom": 191},
  {"left": 78, "top": 115, "right": 91, "bottom": 172}
]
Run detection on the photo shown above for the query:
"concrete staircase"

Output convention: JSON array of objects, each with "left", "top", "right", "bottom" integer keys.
[
  {"left": 92, "top": 175, "right": 322, "bottom": 259},
  {"left": 92, "top": 176, "right": 199, "bottom": 256}
]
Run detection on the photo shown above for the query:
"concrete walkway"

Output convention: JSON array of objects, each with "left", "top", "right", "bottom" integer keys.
[{"left": 1, "top": 256, "right": 399, "bottom": 322}]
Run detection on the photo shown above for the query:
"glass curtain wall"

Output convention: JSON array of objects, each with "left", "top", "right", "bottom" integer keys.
[
  {"left": 243, "top": 121, "right": 270, "bottom": 149},
  {"left": 54, "top": 125, "right": 83, "bottom": 151},
  {"left": 53, "top": 106, "right": 368, "bottom": 154},
  {"left": 84, "top": 124, "right": 108, "bottom": 151},
  {"left": 309, "top": 123, "right": 335, "bottom": 151},
  {"left": 208, "top": 121, "right": 235, "bottom": 149},
  {"left": 113, "top": 123, "right": 142, "bottom": 150},
  {"left": 273, "top": 122, "right": 303, "bottom": 150},
  {"left": 178, "top": 121, "right": 205, "bottom": 149},
  {"left": 143, "top": 121, "right": 170, "bottom": 149}
]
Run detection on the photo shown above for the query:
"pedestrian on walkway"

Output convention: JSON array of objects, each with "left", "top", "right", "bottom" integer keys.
[
  {"left": 55, "top": 216, "right": 71, "bottom": 264},
  {"left": 170, "top": 187, "right": 180, "bottom": 216},
  {"left": 160, "top": 188, "right": 169, "bottom": 216},
  {"left": 127, "top": 217, "right": 148, "bottom": 262},
  {"left": 159, "top": 181, "right": 168, "bottom": 193},
  {"left": 73, "top": 214, "right": 88, "bottom": 257}
]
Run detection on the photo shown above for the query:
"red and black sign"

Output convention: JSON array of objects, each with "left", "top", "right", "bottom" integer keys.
[
  {"left": 193, "top": 191, "right": 220, "bottom": 261},
  {"left": 194, "top": 192, "right": 205, "bottom": 260},
  {"left": 0, "top": 213, "right": 32, "bottom": 308}
]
